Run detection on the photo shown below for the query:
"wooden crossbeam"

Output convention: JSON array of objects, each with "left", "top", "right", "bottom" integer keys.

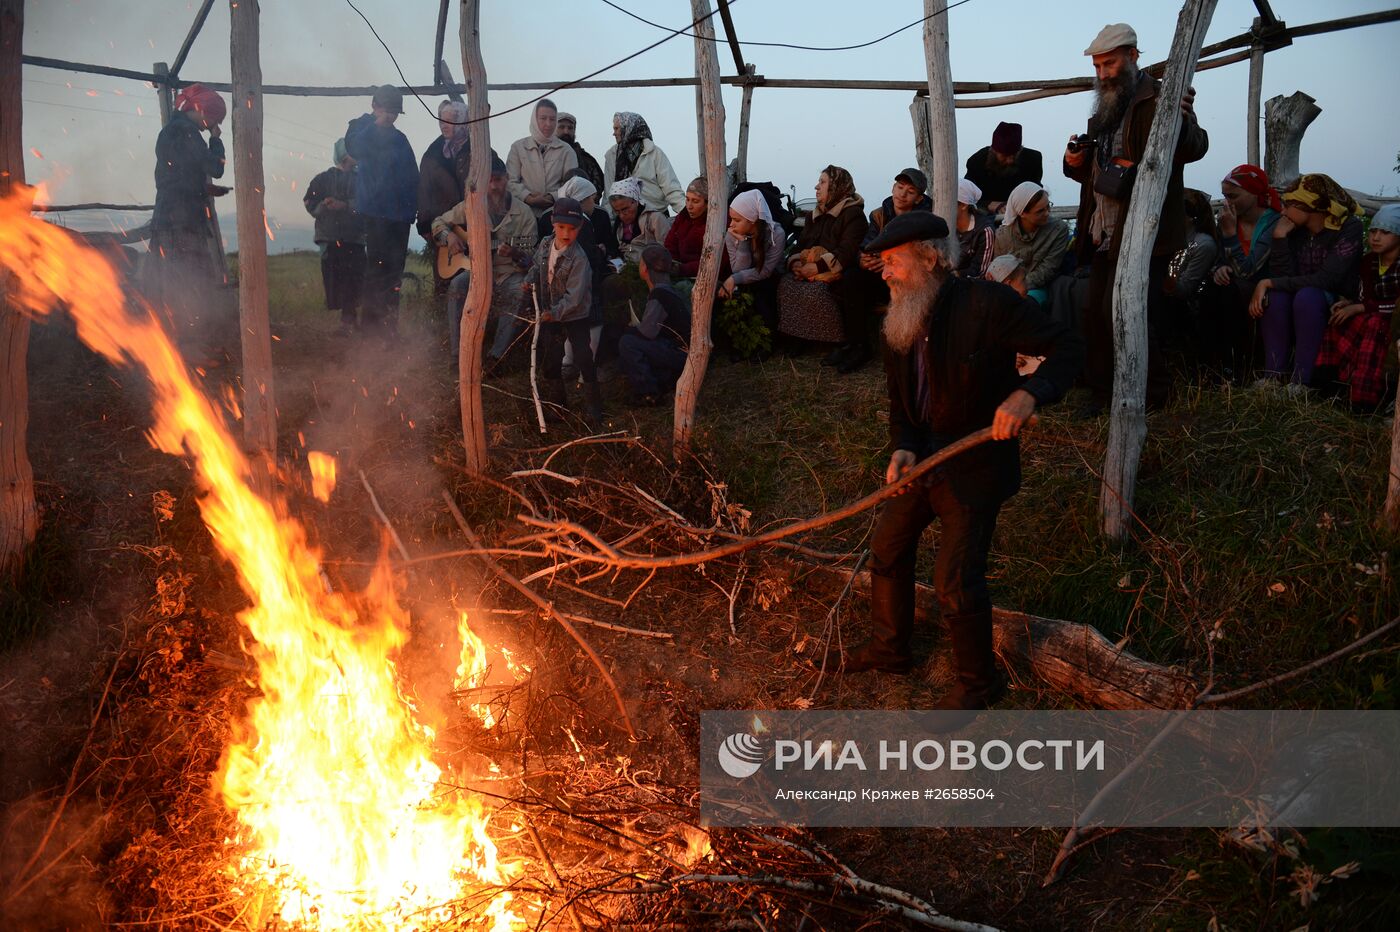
[{"left": 169, "top": 0, "right": 216, "bottom": 79}]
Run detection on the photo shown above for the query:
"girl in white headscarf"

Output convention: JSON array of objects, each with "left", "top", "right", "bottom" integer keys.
[
  {"left": 506, "top": 98, "right": 579, "bottom": 216},
  {"left": 992, "top": 180, "right": 1070, "bottom": 303},
  {"left": 719, "top": 189, "right": 788, "bottom": 337}
]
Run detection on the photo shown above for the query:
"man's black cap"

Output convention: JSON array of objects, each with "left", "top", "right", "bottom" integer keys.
[{"left": 863, "top": 210, "right": 950, "bottom": 253}]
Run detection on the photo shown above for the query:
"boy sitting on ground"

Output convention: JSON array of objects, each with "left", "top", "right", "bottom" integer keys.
[{"left": 618, "top": 245, "right": 691, "bottom": 407}]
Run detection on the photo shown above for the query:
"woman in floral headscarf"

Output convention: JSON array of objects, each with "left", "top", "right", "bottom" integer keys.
[
  {"left": 603, "top": 112, "right": 686, "bottom": 216},
  {"left": 1249, "top": 173, "right": 1364, "bottom": 389}
]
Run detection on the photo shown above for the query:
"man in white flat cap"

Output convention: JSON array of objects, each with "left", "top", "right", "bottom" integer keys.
[{"left": 1063, "top": 23, "right": 1208, "bottom": 418}]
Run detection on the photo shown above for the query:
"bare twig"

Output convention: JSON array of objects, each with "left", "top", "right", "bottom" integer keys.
[
  {"left": 1196, "top": 615, "right": 1400, "bottom": 706},
  {"left": 526, "top": 820, "right": 584, "bottom": 932},
  {"left": 509, "top": 468, "right": 580, "bottom": 485},
  {"left": 528, "top": 284, "right": 546, "bottom": 434},
  {"left": 442, "top": 491, "right": 638, "bottom": 740},
  {"left": 358, "top": 469, "right": 411, "bottom": 561},
  {"left": 540, "top": 430, "right": 631, "bottom": 469}
]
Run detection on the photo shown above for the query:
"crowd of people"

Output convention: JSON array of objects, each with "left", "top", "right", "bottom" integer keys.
[
  {"left": 149, "top": 61, "right": 1397, "bottom": 421},
  {"left": 141, "top": 20, "right": 1396, "bottom": 714}
]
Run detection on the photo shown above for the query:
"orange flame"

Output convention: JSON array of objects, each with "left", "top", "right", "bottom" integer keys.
[
  {"left": 0, "top": 190, "right": 523, "bottom": 929},
  {"left": 307, "top": 451, "right": 336, "bottom": 503}
]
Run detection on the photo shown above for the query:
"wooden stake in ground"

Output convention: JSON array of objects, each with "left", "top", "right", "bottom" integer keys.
[
  {"left": 0, "top": 0, "right": 36, "bottom": 580},
  {"left": 1386, "top": 402, "right": 1400, "bottom": 532},
  {"left": 458, "top": 0, "right": 494, "bottom": 473},
  {"left": 673, "top": 0, "right": 727, "bottom": 455},
  {"left": 229, "top": 0, "right": 277, "bottom": 490},
  {"left": 1100, "top": 0, "right": 1218, "bottom": 541},
  {"left": 920, "top": 0, "right": 959, "bottom": 266}
]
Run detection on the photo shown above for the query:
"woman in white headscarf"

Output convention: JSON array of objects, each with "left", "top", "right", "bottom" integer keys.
[
  {"left": 992, "top": 180, "right": 1069, "bottom": 304},
  {"left": 506, "top": 98, "right": 579, "bottom": 216},
  {"left": 718, "top": 188, "right": 788, "bottom": 347},
  {"left": 603, "top": 112, "right": 686, "bottom": 216}
]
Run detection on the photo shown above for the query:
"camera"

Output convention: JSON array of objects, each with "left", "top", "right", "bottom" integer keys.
[{"left": 1067, "top": 135, "right": 1096, "bottom": 154}]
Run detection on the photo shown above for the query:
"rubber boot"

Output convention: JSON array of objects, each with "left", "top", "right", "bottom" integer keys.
[
  {"left": 929, "top": 609, "right": 1007, "bottom": 732},
  {"left": 582, "top": 381, "right": 604, "bottom": 428},
  {"left": 837, "top": 572, "right": 915, "bottom": 674}
]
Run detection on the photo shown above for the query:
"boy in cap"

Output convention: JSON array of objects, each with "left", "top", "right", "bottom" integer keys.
[
  {"left": 963, "top": 122, "right": 1042, "bottom": 214},
  {"left": 345, "top": 85, "right": 419, "bottom": 337},
  {"left": 833, "top": 210, "right": 1081, "bottom": 727},
  {"left": 834, "top": 167, "right": 934, "bottom": 374},
  {"left": 524, "top": 197, "right": 603, "bottom": 425},
  {"left": 303, "top": 138, "right": 365, "bottom": 332}
]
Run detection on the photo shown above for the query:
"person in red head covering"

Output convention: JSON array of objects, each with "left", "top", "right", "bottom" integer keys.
[
  {"left": 1200, "top": 163, "right": 1282, "bottom": 381},
  {"left": 147, "top": 82, "right": 231, "bottom": 343}
]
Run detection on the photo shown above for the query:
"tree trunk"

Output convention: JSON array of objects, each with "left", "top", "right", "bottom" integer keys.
[
  {"left": 1264, "top": 90, "right": 1320, "bottom": 190},
  {"left": 673, "top": 0, "right": 726, "bottom": 455},
  {"left": 0, "top": 0, "right": 36, "bottom": 582},
  {"left": 908, "top": 93, "right": 935, "bottom": 206},
  {"left": 1101, "top": 0, "right": 1218, "bottom": 541},
  {"left": 229, "top": 0, "right": 277, "bottom": 489},
  {"left": 920, "top": 0, "right": 958, "bottom": 265},
  {"left": 458, "top": 0, "right": 492, "bottom": 474}
]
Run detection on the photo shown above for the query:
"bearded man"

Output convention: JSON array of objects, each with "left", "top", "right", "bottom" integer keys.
[
  {"left": 1065, "top": 23, "right": 1208, "bottom": 417},
  {"left": 838, "top": 211, "right": 1083, "bottom": 715}
]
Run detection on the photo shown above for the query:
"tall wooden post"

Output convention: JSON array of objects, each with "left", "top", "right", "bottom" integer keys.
[
  {"left": 229, "top": 0, "right": 277, "bottom": 484},
  {"left": 458, "top": 0, "right": 492, "bottom": 474},
  {"left": 735, "top": 65, "right": 755, "bottom": 183},
  {"left": 153, "top": 61, "right": 173, "bottom": 125},
  {"left": 909, "top": 93, "right": 935, "bottom": 201},
  {"left": 0, "top": 0, "right": 36, "bottom": 580},
  {"left": 1245, "top": 17, "right": 1265, "bottom": 166},
  {"left": 1100, "top": 0, "right": 1218, "bottom": 540},
  {"left": 673, "top": 0, "right": 726, "bottom": 454},
  {"left": 921, "top": 0, "right": 958, "bottom": 263}
]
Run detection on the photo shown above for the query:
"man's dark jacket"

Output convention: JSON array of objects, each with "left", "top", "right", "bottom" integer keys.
[
  {"left": 1063, "top": 74, "right": 1208, "bottom": 265},
  {"left": 415, "top": 136, "right": 502, "bottom": 240},
  {"left": 885, "top": 276, "right": 1083, "bottom": 504},
  {"left": 963, "top": 145, "right": 1043, "bottom": 211}
]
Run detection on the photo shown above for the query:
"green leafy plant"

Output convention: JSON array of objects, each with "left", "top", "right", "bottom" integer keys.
[{"left": 715, "top": 289, "right": 771, "bottom": 358}]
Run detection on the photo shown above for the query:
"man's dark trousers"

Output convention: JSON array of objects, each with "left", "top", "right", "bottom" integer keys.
[
  {"left": 362, "top": 216, "right": 411, "bottom": 335},
  {"left": 1082, "top": 250, "right": 1171, "bottom": 407},
  {"left": 618, "top": 333, "right": 687, "bottom": 396},
  {"left": 866, "top": 473, "right": 1000, "bottom": 664}
]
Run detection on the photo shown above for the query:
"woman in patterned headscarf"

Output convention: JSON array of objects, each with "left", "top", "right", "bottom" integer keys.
[
  {"left": 604, "top": 112, "right": 686, "bottom": 216},
  {"left": 1248, "top": 173, "right": 1364, "bottom": 390}
]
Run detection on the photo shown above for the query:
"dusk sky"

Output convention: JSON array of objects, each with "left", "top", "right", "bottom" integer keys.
[{"left": 20, "top": 0, "right": 1400, "bottom": 252}]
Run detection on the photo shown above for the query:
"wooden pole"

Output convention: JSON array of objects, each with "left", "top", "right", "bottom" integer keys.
[
  {"left": 229, "top": 0, "right": 276, "bottom": 486},
  {"left": 153, "top": 61, "right": 172, "bottom": 125},
  {"left": 433, "top": 0, "right": 450, "bottom": 85},
  {"left": 0, "top": 0, "right": 36, "bottom": 581},
  {"left": 920, "top": 0, "right": 958, "bottom": 264},
  {"left": 458, "top": 0, "right": 492, "bottom": 475},
  {"left": 1246, "top": 18, "right": 1264, "bottom": 166},
  {"left": 170, "top": 0, "right": 216, "bottom": 79},
  {"left": 735, "top": 64, "right": 754, "bottom": 184},
  {"left": 1100, "top": 0, "right": 1218, "bottom": 541},
  {"left": 674, "top": 0, "right": 726, "bottom": 455},
  {"left": 908, "top": 94, "right": 935, "bottom": 203}
]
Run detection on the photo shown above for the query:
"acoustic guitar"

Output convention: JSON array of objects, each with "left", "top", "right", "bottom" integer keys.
[{"left": 436, "top": 224, "right": 472, "bottom": 280}]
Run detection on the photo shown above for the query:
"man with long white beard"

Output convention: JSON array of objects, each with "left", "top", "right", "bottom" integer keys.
[
  {"left": 837, "top": 211, "right": 1082, "bottom": 716},
  {"left": 1065, "top": 23, "right": 1208, "bottom": 417}
]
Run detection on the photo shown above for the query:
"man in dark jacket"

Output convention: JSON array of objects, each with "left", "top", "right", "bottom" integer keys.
[
  {"left": 345, "top": 84, "right": 419, "bottom": 337},
  {"left": 838, "top": 211, "right": 1083, "bottom": 719},
  {"left": 964, "top": 122, "right": 1042, "bottom": 215},
  {"left": 1064, "top": 23, "right": 1208, "bottom": 415},
  {"left": 417, "top": 99, "right": 501, "bottom": 297},
  {"left": 304, "top": 138, "right": 365, "bottom": 331},
  {"left": 556, "top": 113, "right": 607, "bottom": 201}
]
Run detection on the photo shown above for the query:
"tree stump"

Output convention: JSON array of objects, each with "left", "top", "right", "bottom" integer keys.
[{"left": 1264, "top": 91, "right": 1320, "bottom": 190}]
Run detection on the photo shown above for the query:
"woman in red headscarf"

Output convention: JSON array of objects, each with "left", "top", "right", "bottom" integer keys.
[
  {"left": 147, "top": 83, "right": 229, "bottom": 309},
  {"left": 1198, "top": 164, "right": 1281, "bottom": 380}
]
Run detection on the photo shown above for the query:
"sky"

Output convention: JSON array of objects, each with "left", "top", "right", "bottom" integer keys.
[{"left": 19, "top": 0, "right": 1400, "bottom": 253}]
